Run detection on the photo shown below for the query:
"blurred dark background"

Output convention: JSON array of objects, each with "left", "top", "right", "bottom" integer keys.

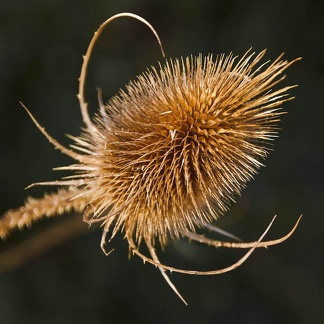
[{"left": 0, "top": 0, "right": 322, "bottom": 323}]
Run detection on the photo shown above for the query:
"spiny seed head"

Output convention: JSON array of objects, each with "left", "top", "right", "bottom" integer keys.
[
  {"left": 72, "top": 50, "right": 296, "bottom": 247},
  {"left": 0, "top": 13, "right": 301, "bottom": 304}
]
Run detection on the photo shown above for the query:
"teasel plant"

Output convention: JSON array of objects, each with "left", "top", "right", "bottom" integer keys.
[{"left": 0, "top": 13, "right": 301, "bottom": 304}]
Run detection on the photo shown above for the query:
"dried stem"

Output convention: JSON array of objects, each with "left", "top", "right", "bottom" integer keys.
[{"left": 0, "top": 187, "right": 86, "bottom": 239}]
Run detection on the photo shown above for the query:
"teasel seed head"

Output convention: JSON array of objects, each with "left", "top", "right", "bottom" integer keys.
[
  {"left": 73, "top": 50, "right": 298, "bottom": 249},
  {"left": 0, "top": 13, "right": 301, "bottom": 304}
]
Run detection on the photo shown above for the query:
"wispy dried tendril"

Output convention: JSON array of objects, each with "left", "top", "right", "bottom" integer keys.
[{"left": 0, "top": 13, "right": 301, "bottom": 304}]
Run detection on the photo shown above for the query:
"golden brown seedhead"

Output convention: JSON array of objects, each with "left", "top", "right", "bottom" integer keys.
[
  {"left": 0, "top": 13, "right": 301, "bottom": 304},
  {"left": 74, "top": 51, "right": 297, "bottom": 249}
]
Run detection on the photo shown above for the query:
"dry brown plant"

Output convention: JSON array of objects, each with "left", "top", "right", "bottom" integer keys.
[{"left": 0, "top": 13, "right": 301, "bottom": 304}]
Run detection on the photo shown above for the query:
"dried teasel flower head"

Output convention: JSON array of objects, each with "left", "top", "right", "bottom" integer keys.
[
  {"left": 0, "top": 13, "right": 301, "bottom": 304},
  {"left": 81, "top": 52, "right": 295, "bottom": 248}
]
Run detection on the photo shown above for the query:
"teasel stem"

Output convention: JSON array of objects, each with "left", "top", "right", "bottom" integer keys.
[{"left": 0, "top": 187, "right": 87, "bottom": 239}]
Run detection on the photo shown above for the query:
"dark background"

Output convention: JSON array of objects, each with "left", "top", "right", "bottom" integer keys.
[{"left": 0, "top": 0, "right": 323, "bottom": 323}]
